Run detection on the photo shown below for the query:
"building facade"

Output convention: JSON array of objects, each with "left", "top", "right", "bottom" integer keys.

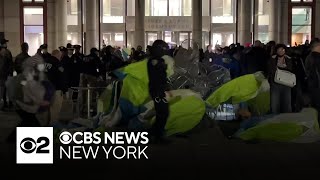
[{"left": 0, "top": 0, "right": 319, "bottom": 55}]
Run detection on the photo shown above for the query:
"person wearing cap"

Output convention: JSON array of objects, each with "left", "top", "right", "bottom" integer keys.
[
  {"left": 268, "top": 44, "right": 294, "bottom": 114},
  {"left": 15, "top": 43, "right": 30, "bottom": 75},
  {"left": 59, "top": 46, "right": 67, "bottom": 58},
  {"left": 0, "top": 38, "right": 13, "bottom": 111},
  {"left": 70, "top": 45, "right": 84, "bottom": 97},
  {"left": 40, "top": 44, "right": 51, "bottom": 60},
  {"left": 61, "top": 43, "right": 75, "bottom": 89},
  {"left": 82, "top": 48, "right": 103, "bottom": 78},
  {"left": 147, "top": 40, "right": 171, "bottom": 143}
]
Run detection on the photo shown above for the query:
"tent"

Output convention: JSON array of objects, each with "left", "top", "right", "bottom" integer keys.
[{"left": 235, "top": 108, "right": 320, "bottom": 143}]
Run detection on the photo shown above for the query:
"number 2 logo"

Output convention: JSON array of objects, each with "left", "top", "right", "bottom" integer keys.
[{"left": 20, "top": 137, "right": 50, "bottom": 154}]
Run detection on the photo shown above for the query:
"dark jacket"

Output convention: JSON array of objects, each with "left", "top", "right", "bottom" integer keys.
[
  {"left": 241, "top": 47, "right": 268, "bottom": 75},
  {"left": 0, "top": 49, "right": 13, "bottom": 80},
  {"left": 44, "top": 56, "right": 68, "bottom": 92},
  {"left": 15, "top": 52, "right": 30, "bottom": 74},
  {"left": 267, "top": 55, "right": 294, "bottom": 83},
  {"left": 70, "top": 52, "right": 84, "bottom": 87},
  {"left": 305, "top": 52, "right": 320, "bottom": 89},
  {"left": 82, "top": 53, "right": 102, "bottom": 77},
  {"left": 133, "top": 50, "right": 146, "bottom": 61},
  {"left": 147, "top": 57, "right": 168, "bottom": 98}
]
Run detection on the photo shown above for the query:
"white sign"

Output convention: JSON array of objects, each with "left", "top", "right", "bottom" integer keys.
[{"left": 16, "top": 127, "right": 53, "bottom": 164}]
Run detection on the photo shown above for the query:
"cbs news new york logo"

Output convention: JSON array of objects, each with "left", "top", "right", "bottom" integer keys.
[{"left": 16, "top": 127, "right": 53, "bottom": 164}]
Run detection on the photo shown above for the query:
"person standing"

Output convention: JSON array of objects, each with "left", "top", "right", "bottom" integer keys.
[
  {"left": 15, "top": 43, "right": 30, "bottom": 75},
  {"left": 44, "top": 50, "right": 67, "bottom": 123},
  {"left": 133, "top": 45, "right": 146, "bottom": 61},
  {"left": 268, "top": 44, "right": 294, "bottom": 114},
  {"left": 82, "top": 48, "right": 102, "bottom": 78},
  {"left": 60, "top": 44, "right": 75, "bottom": 89},
  {"left": 0, "top": 38, "right": 13, "bottom": 111},
  {"left": 305, "top": 42, "right": 320, "bottom": 123},
  {"left": 147, "top": 40, "right": 171, "bottom": 143},
  {"left": 70, "top": 45, "right": 84, "bottom": 99},
  {"left": 40, "top": 44, "right": 51, "bottom": 60}
]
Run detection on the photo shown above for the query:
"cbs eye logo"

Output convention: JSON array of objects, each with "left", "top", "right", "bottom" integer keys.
[
  {"left": 59, "top": 132, "right": 72, "bottom": 144},
  {"left": 20, "top": 137, "right": 50, "bottom": 154}
]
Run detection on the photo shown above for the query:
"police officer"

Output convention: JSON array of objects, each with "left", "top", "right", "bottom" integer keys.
[
  {"left": 70, "top": 45, "right": 84, "bottom": 99},
  {"left": 44, "top": 49, "right": 67, "bottom": 94},
  {"left": 83, "top": 48, "right": 102, "bottom": 78},
  {"left": 61, "top": 43, "right": 75, "bottom": 89},
  {"left": 71, "top": 44, "right": 84, "bottom": 82},
  {"left": 59, "top": 46, "right": 68, "bottom": 59},
  {"left": 44, "top": 50, "right": 68, "bottom": 123},
  {"left": 147, "top": 40, "right": 171, "bottom": 143},
  {"left": 40, "top": 44, "right": 51, "bottom": 60}
]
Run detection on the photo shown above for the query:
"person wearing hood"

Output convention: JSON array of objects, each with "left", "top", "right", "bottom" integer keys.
[{"left": 268, "top": 44, "right": 294, "bottom": 114}]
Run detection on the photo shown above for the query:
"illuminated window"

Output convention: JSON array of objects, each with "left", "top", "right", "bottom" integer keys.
[
  {"left": 169, "top": 0, "right": 181, "bottom": 16},
  {"left": 211, "top": 0, "right": 235, "bottom": 23},
  {"left": 67, "top": 0, "right": 78, "bottom": 15},
  {"left": 145, "top": 0, "right": 168, "bottom": 16},
  {"left": 102, "top": 0, "right": 124, "bottom": 23},
  {"left": 23, "top": 7, "right": 44, "bottom": 55},
  {"left": 22, "top": 0, "right": 44, "bottom": 2},
  {"left": 291, "top": 7, "right": 312, "bottom": 46},
  {"left": 256, "top": 0, "right": 270, "bottom": 43}
]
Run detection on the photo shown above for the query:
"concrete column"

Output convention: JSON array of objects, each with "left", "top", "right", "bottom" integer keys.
[
  {"left": 55, "top": 0, "right": 68, "bottom": 47},
  {"left": 268, "top": 0, "right": 279, "bottom": 42},
  {"left": 192, "top": 0, "right": 202, "bottom": 48},
  {"left": 239, "top": 0, "right": 252, "bottom": 45},
  {"left": 85, "top": 0, "right": 98, "bottom": 54},
  {"left": 315, "top": 0, "right": 320, "bottom": 38},
  {"left": 157, "top": 31, "right": 162, "bottom": 40},
  {"left": 134, "top": 0, "right": 145, "bottom": 49},
  {"left": 253, "top": 0, "right": 259, "bottom": 41},
  {"left": 77, "top": 0, "right": 82, "bottom": 46},
  {"left": 279, "top": 0, "right": 289, "bottom": 44},
  {"left": 47, "top": 0, "right": 55, "bottom": 52},
  {"left": 4, "top": 0, "right": 20, "bottom": 56},
  {"left": 0, "top": 0, "right": 4, "bottom": 33}
]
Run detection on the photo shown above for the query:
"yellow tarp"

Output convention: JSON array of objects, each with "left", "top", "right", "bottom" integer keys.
[{"left": 206, "top": 74, "right": 262, "bottom": 108}]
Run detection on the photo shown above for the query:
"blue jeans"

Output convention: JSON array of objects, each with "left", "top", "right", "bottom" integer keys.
[{"left": 270, "top": 83, "right": 292, "bottom": 114}]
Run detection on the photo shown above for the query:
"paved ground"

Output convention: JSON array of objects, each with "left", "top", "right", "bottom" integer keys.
[{"left": 1, "top": 111, "right": 320, "bottom": 179}]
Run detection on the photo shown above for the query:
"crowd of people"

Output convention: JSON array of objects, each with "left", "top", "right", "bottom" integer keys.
[
  {"left": 1, "top": 37, "right": 320, "bottom": 142},
  {"left": 201, "top": 39, "right": 320, "bottom": 115}
]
